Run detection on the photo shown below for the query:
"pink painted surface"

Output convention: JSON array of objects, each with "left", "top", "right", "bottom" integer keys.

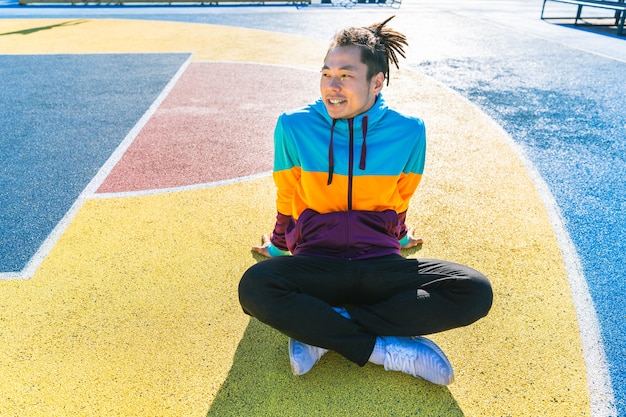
[{"left": 97, "top": 62, "right": 319, "bottom": 193}]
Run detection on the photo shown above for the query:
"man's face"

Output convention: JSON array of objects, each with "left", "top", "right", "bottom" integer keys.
[{"left": 320, "top": 46, "right": 383, "bottom": 120}]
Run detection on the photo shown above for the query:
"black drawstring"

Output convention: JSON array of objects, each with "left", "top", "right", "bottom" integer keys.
[
  {"left": 360, "top": 116, "right": 368, "bottom": 170},
  {"left": 327, "top": 117, "right": 369, "bottom": 185}
]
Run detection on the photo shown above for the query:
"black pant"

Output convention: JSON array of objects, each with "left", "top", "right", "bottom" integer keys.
[{"left": 238, "top": 255, "right": 493, "bottom": 366}]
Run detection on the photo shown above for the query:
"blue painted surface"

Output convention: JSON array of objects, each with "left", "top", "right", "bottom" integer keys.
[
  {"left": 415, "top": 33, "right": 626, "bottom": 413},
  {"left": 0, "top": 53, "right": 189, "bottom": 273}
]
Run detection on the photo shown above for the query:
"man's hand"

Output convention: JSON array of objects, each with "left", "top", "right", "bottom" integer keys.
[
  {"left": 251, "top": 234, "right": 272, "bottom": 258},
  {"left": 401, "top": 228, "right": 424, "bottom": 249}
]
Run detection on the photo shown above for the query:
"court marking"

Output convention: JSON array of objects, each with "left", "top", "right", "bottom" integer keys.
[
  {"left": 0, "top": 53, "right": 192, "bottom": 280},
  {"left": 0, "top": 15, "right": 608, "bottom": 416}
]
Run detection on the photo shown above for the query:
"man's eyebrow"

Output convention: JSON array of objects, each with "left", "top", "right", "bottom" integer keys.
[{"left": 321, "top": 64, "right": 359, "bottom": 71}]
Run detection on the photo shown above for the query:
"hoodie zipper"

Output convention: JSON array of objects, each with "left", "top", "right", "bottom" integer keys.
[
  {"left": 345, "top": 118, "right": 355, "bottom": 258},
  {"left": 347, "top": 118, "right": 354, "bottom": 211}
]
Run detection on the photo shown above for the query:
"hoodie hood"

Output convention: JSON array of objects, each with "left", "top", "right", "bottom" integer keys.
[{"left": 312, "top": 93, "right": 388, "bottom": 127}]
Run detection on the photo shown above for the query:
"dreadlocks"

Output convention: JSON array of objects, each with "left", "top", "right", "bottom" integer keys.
[{"left": 328, "top": 15, "right": 408, "bottom": 85}]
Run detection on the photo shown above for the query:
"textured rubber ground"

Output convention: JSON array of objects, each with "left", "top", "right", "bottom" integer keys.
[{"left": 0, "top": 12, "right": 612, "bottom": 416}]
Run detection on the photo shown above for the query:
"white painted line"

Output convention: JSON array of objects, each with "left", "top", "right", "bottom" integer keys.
[
  {"left": 0, "top": 53, "right": 193, "bottom": 281},
  {"left": 479, "top": 96, "right": 617, "bottom": 417},
  {"left": 417, "top": 73, "right": 616, "bottom": 417},
  {"left": 515, "top": 147, "right": 617, "bottom": 417},
  {"left": 92, "top": 171, "right": 272, "bottom": 199}
]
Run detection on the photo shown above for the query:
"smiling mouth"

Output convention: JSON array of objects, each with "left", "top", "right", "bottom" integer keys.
[{"left": 328, "top": 99, "right": 346, "bottom": 106}]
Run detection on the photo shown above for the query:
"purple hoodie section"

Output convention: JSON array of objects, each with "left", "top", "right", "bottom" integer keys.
[{"left": 271, "top": 209, "right": 408, "bottom": 260}]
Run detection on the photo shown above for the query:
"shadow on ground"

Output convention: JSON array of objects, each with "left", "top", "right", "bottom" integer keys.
[
  {"left": 543, "top": 18, "right": 626, "bottom": 39},
  {"left": 0, "top": 19, "right": 88, "bottom": 36},
  {"left": 206, "top": 317, "right": 463, "bottom": 417}
]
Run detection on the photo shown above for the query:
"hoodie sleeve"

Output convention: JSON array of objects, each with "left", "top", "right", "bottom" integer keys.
[
  {"left": 270, "top": 212, "right": 291, "bottom": 252},
  {"left": 270, "top": 114, "right": 301, "bottom": 252},
  {"left": 397, "top": 118, "right": 426, "bottom": 212}
]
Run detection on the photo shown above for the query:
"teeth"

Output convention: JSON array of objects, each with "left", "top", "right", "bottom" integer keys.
[{"left": 329, "top": 99, "right": 343, "bottom": 105}]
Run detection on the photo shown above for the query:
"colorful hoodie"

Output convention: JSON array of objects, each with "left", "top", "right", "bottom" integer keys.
[{"left": 270, "top": 94, "right": 426, "bottom": 260}]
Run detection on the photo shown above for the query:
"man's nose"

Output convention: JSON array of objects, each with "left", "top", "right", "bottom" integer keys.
[{"left": 327, "top": 77, "right": 341, "bottom": 90}]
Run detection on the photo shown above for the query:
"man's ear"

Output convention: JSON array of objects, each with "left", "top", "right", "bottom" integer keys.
[{"left": 372, "top": 72, "right": 385, "bottom": 95}]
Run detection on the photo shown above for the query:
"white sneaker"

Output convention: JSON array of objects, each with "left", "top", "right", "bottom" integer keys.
[
  {"left": 288, "top": 338, "right": 328, "bottom": 376},
  {"left": 381, "top": 336, "right": 454, "bottom": 385}
]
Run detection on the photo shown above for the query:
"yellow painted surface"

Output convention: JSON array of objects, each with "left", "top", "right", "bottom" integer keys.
[
  {"left": 0, "top": 18, "right": 326, "bottom": 66},
  {"left": 388, "top": 72, "right": 590, "bottom": 416},
  {"left": 0, "top": 18, "right": 590, "bottom": 416}
]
